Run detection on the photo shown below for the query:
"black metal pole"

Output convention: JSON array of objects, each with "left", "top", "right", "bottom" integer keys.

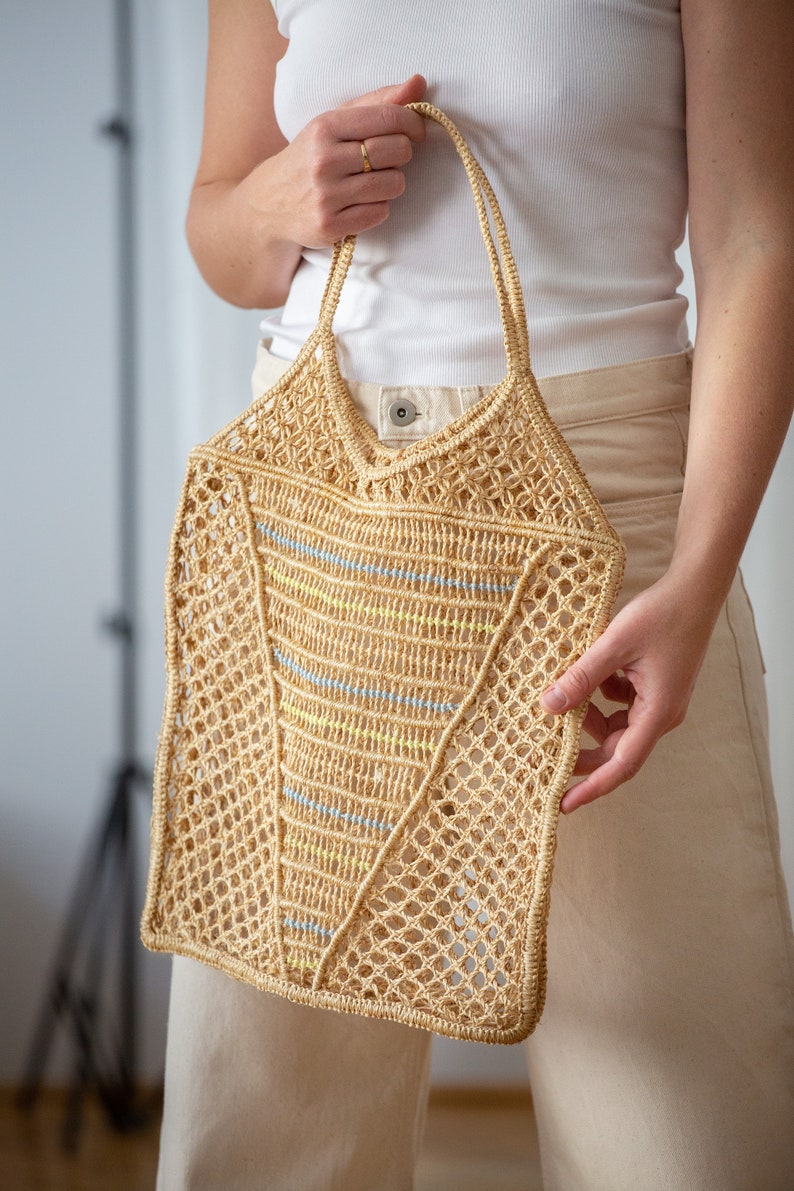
[{"left": 108, "top": 0, "right": 140, "bottom": 1095}]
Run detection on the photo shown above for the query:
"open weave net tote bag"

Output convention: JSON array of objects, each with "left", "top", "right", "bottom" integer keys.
[{"left": 141, "top": 104, "right": 625, "bottom": 1044}]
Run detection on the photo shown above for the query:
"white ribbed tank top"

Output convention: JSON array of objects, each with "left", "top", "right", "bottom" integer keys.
[{"left": 262, "top": 0, "right": 690, "bottom": 385}]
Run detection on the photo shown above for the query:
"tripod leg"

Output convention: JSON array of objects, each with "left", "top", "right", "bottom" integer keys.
[
  {"left": 16, "top": 779, "right": 126, "bottom": 1110},
  {"left": 62, "top": 987, "right": 97, "bottom": 1151},
  {"left": 119, "top": 762, "right": 138, "bottom": 1105},
  {"left": 93, "top": 765, "right": 147, "bottom": 1131},
  {"left": 20, "top": 764, "right": 150, "bottom": 1145}
]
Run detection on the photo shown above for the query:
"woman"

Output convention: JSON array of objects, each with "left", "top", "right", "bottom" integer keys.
[{"left": 155, "top": 1, "right": 794, "bottom": 1186}]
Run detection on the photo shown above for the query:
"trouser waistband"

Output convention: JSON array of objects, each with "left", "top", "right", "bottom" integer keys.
[{"left": 252, "top": 344, "right": 692, "bottom": 448}]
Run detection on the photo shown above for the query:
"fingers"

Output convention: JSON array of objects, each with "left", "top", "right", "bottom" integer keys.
[
  {"left": 290, "top": 83, "right": 428, "bottom": 245},
  {"left": 598, "top": 672, "right": 634, "bottom": 706},
  {"left": 322, "top": 200, "right": 392, "bottom": 239},
  {"left": 560, "top": 705, "right": 659, "bottom": 813},
  {"left": 349, "top": 133, "right": 415, "bottom": 174},
  {"left": 340, "top": 74, "right": 428, "bottom": 115},
  {"left": 334, "top": 169, "right": 407, "bottom": 221},
  {"left": 539, "top": 638, "right": 619, "bottom": 716},
  {"left": 534, "top": 576, "right": 711, "bottom": 811},
  {"left": 301, "top": 148, "right": 411, "bottom": 242},
  {"left": 324, "top": 103, "right": 427, "bottom": 149},
  {"left": 578, "top": 702, "right": 629, "bottom": 752},
  {"left": 326, "top": 76, "right": 428, "bottom": 170},
  {"left": 537, "top": 617, "right": 670, "bottom": 811},
  {"left": 331, "top": 71, "right": 428, "bottom": 145}
]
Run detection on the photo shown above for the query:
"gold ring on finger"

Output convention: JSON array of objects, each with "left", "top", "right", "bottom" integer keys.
[{"left": 360, "top": 140, "right": 373, "bottom": 173}]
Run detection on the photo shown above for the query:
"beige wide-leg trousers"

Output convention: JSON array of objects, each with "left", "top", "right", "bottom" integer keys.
[{"left": 156, "top": 350, "right": 794, "bottom": 1190}]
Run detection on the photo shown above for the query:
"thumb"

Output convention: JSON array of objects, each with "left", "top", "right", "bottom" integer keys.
[
  {"left": 539, "top": 643, "right": 616, "bottom": 715},
  {"left": 342, "top": 74, "right": 427, "bottom": 110}
]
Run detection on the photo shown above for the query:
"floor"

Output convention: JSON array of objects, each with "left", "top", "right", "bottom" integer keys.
[
  {"left": 1, "top": 1086, "right": 542, "bottom": 1190},
  {"left": 417, "top": 1089, "right": 542, "bottom": 1191}
]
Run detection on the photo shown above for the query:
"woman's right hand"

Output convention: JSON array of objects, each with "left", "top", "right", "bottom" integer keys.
[
  {"left": 264, "top": 75, "right": 428, "bottom": 250},
  {"left": 188, "top": 0, "right": 427, "bottom": 309}
]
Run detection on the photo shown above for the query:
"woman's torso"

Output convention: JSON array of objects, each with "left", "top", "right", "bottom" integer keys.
[{"left": 263, "top": 0, "right": 689, "bottom": 384}]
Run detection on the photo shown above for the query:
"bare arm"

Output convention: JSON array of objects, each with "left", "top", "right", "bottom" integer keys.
[
  {"left": 671, "top": 0, "right": 794, "bottom": 603},
  {"left": 541, "top": 0, "right": 794, "bottom": 811},
  {"left": 187, "top": 0, "right": 426, "bottom": 308}
]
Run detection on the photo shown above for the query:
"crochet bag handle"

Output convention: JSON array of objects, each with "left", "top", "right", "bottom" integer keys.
[{"left": 316, "top": 102, "right": 531, "bottom": 378}]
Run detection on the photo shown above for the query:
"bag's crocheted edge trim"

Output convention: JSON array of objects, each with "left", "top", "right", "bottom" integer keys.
[
  {"left": 139, "top": 453, "right": 624, "bottom": 1042},
  {"left": 138, "top": 930, "right": 543, "bottom": 1046},
  {"left": 140, "top": 698, "right": 590, "bottom": 1047}
]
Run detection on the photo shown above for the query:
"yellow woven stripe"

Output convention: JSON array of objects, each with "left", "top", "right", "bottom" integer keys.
[
  {"left": 281, "top": 699, "right": 435, "bottom": 754},
  {"left": 286, "top": 955, "right": 319, "bottom": 971},
  {"left": 265, "top": 562, "right": 497, "bottom": 635},
  {"left": 284, "top": 832, "right": 371, "bottom": 873}
]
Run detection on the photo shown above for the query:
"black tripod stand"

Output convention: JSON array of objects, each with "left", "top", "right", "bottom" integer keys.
[
  {"left": 17, "top": 0, "right": 153, "bottom": 1149},
  {"left": 16, "top": 757, "right": 150, "bottom": 1148}
]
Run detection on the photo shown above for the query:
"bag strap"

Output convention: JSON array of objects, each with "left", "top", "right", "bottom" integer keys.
[{"left": 316, "top": 102, "right": 531, "bottom": 377}]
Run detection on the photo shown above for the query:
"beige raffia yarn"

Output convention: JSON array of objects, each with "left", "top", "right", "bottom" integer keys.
[{"left": 141, "top": 104, "right": 626, "bottom": 1044}]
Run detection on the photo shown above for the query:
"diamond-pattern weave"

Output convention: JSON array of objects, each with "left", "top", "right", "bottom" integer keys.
[{"left": 141, "top": 105, "right": 625, "bottom": 1043}]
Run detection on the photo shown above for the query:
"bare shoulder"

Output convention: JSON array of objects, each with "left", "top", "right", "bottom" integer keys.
[{"left": 195, "top": 0, "right": 289, "bottom": 187}]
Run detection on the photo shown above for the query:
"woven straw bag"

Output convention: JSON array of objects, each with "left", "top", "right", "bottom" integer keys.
[{"left": 141, "top": 104, "right": 626, "bottom": 1044}]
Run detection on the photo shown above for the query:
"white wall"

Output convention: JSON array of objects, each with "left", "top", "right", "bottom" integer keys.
[
  {"left": 1, "top": 0, "right": 123, "bottom": 1081},
  {"left": 1, "top": 2, "right": 791, "bottom": 1090}
]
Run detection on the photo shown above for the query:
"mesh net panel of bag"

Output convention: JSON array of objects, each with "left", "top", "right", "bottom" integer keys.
[{"left": 143, "top": 345, "right": 623, "bottom": 1042}]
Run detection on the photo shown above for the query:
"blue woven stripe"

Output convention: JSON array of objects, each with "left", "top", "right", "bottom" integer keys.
[
  {"left": 283, "top": 916, "right": 334, "bottom": 939},
  {"left": 272, "top": 647, "right": 458, "bottom": 713},
  {"left": 283, "top": 784, "right": 394, "bottom": 832},
  {"left": 256, "top": 522, "right": 516, "bottom": 594}
]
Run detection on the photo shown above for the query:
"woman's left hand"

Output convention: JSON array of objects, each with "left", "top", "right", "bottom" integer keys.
[
  {"left": 543, "top": 1, "right": 794, "bottom": 815},
  {"left": 539, "top": 569, "right": 719, "bottom": 813}
]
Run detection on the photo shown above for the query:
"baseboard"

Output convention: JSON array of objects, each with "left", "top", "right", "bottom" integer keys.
[{"left": 428, "top": 1084, "right": 534, "bottom": 1109}]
